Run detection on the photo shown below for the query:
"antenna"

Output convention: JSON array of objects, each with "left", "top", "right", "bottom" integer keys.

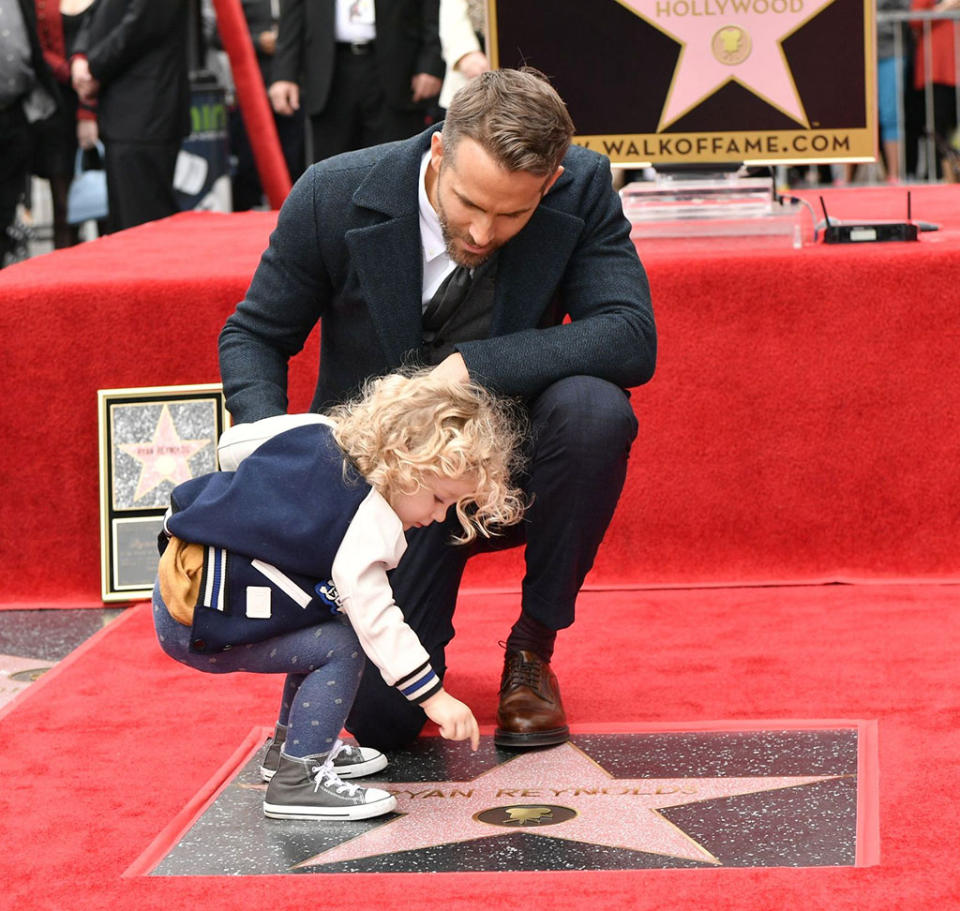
[{"left": 818, "top": 189, "right": 920, "bottom": 243}]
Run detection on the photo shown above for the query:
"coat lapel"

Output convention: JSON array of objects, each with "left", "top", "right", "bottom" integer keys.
[
  {"left": 346, "top": 216, "right": 424, "bottom": 365},
  {"left": 345, "top": 129, "right": 438, "bottom": 365}
]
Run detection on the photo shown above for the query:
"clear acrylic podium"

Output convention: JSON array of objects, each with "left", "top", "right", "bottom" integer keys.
[{"left": 620, "top": 174, "right": 806, "bottom": 248}]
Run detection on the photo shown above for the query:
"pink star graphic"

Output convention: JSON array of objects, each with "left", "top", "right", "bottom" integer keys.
[
  {"left": 295, "top": 742, "right": 839, "bottom": 868},
  {"left": 118, "top": 404, "right": 210, "bottom": 502},
  {"left": 620, "top": 0, "right": 837, "bottom": 129}
]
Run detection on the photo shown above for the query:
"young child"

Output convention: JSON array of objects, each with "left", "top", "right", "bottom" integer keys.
[{"left": 152, "top": 370, "right": 524, "bottom": 821}]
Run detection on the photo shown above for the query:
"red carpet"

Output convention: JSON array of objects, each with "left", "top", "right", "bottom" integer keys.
[
  {"left": 2, "top": 186, "right": 959, "bottom": 901},
  {"left": 2, "top": 185, "right": 960, "bottom": 606},
  {"left": 1, "top": 583, "right": 959, "bottom": 909}
]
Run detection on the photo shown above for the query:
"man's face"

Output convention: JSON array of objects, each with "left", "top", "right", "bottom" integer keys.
[{"left": 427, "top": 132, "right": 563, "bottom": 269}]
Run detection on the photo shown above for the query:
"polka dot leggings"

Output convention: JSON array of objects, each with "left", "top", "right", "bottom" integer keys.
[{"left": 152, "top": 584, "right": 365, "bottom": 758}]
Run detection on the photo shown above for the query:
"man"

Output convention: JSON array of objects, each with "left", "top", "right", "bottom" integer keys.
[
  {"left": 0, "top": 0, "right": 58, "bottom": 266},
  {"left": 268, "top": 0, "right": 443, "bottom": 163},
  {"left": 219, "top": 68, "right": 656, "bottom": 751},
  {"left": 71, "top": 0, "right": 190, "bottom": 233}
]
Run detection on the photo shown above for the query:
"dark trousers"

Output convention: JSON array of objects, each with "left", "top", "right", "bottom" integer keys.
[
  {"left": 104, "top": 139, "right": 180, "bottom": 233},
  {"left": 309, "top": 45, "right": 427, "bottom": 163},
  {"left": 346, "top": 375, "right": 640, "bottom": 750},
  {"left": 0, "top": 105, "right": 30, "bottom": 267}
]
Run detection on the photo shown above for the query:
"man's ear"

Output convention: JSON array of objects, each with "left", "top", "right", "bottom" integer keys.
[
  {"left": 430, "top": 131, "right": 445, "bottom": 171},
  {"left": 542, "top": 165, "right": 564, "bottom": 196}
]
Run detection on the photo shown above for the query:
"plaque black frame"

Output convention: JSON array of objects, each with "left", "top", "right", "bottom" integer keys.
[{"left": 97, "top": 384, "right": 228, "bottom": 602}]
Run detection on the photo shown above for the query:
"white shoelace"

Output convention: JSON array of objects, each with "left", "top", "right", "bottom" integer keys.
[{"left": 310, "top": 740, "right": 361, "bottom": 797}]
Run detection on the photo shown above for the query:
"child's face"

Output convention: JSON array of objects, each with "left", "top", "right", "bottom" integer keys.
[{"left": 387, "top": 474, "right": 477, "bottom": 531}]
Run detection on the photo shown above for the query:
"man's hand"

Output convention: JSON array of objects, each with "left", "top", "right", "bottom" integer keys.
[
  {"left": 421, "top": 689, "right": 480, "bottom": 750},
  {"left": 411, "top": 72, "right": 442, "bottom": 103},
  {"left": 258, "top": 28, "right": 277, "bottom": 55},
  {"left": 71, "top": 57, "right": 99, "bottom": 104},
  {"left": 268, "top": 80, "right": 300, "bottom": 116},
  {"left": 430, "top": 352, "right": 469, "bottom": 384}
]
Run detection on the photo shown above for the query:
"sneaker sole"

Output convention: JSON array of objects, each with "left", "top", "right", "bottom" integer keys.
[
  {"left": 493, "top": 725, "right": 570, "bottom": 748},
  {"left": 260, "top": 752, "right": 388, "bottom": 783},
  {"left": 263, "top": 794, "right": 397, "bottom": 821}
]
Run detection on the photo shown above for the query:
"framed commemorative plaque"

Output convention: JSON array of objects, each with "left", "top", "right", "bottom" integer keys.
[
  {"left": 97, "top": 384, "right": 229, "bottom": 601},
  {"left": 487, "top": 0, "right": 876, "bottom": 166}
]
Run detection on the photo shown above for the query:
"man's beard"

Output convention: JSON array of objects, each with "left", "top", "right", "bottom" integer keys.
[{"left": 435, "top": 183, "right": 494, "bottom": 269}]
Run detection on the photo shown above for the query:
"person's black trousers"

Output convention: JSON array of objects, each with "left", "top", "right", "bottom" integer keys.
[
  {"left": 346, "top": 375, "right": 640, "bottom": 750},
  {"left": 0, "top": 105, "right": 30, "bottom": 266},
  {"left": 104, "top": 139, "right": 180, "bottom": 233}
]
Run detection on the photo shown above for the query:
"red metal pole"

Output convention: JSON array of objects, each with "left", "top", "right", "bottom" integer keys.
[{"left": 210, "top": 0, "right": 292, "bottom": 209}]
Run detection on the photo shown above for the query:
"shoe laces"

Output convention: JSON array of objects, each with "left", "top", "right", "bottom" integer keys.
[
  {"left": 502, "top": 653, "right": 543, "bottom": 692},
  {"left": 336, "top": 743, "right": 362, "bottom": 763},
  {"left": 310, "top": 740, "right": 361, "bottom": 797}
]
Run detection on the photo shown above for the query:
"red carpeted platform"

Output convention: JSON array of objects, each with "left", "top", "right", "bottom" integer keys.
[
  {"left": 1, "top": 583, "right": 958, "bottom": 908},
  {"left": 2, "top": 185, "right": 960, "bottom": 908},
  {"left": 2, "top": 185, "right": 959, "bottom": 607}
]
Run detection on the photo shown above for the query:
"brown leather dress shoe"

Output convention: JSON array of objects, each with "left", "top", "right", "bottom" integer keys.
[{"left": 494, "top": 649, "right": 570, "bottom": 748}]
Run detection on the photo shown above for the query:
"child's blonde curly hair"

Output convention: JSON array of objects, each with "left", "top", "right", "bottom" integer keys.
[{"left": 328, "top": 370, "right": 527, "bottom": 542}]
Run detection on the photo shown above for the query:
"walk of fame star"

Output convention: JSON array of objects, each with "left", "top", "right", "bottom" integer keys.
[
  {"left": 619, "top": 0, "right": 838, "bottom": 129},
  {"left": 117, "top": 404, "right": 210, "bottom": 502},
  {"left": 295, "top": 742, "right": 841, "bottom": 869}
]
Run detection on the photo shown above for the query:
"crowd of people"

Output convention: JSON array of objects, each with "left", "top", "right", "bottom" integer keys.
[
  {"left": 2, "top": 0, "right": 958, "bottom": 265},
  {"left": 2, "top": 0, "right": 191, "bottom": 266},
  {"left": 1, "top": 0, "right": 465, "bottom": 267}
]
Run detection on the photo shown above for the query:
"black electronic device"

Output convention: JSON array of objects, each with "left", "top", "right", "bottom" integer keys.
[{"left": 819, "top": 193, "right": 920, "bottom": 244}]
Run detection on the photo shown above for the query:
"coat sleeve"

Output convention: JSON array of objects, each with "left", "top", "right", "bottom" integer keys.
[
  {"left": 219, "top": 167, "right": 332, "bottom": 421},
  {"left": 415, "top": 0, "right": 445, "bottom": 78},
  {"left": 271, "top": 0, "right": 306, "bottom": 84},
  {"left": 331, "top": 490, "right": 442, "bottom": 703},
  {"left": 455, "top": 153, "right": 657, "bottom": 400},
  {"left": 83, "top": 0, "right": 188, "bottom": 84}
]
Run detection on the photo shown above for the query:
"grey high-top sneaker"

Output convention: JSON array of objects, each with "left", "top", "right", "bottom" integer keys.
[
  {"left": 259, "top": 723, "right": 287, "bottom": 781},
  {"left": 263, "top": 742, "right": 397, "bottom": 821},
  {"left": 260, "top": 724, "right": 388, "bottom": 782}
]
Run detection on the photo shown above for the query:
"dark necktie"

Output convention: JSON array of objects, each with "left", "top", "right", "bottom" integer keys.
[{"left": 423, "top": 265, "right": 473, "bottom": 332}]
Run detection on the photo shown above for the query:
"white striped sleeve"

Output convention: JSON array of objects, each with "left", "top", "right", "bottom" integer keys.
[{"left": 331, "top": 489, "right": 441, "bottom": 704}]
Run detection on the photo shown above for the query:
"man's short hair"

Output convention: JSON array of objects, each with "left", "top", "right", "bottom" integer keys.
[{"left": 442, "top": 67, "right": 575, "bottom": 177}]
